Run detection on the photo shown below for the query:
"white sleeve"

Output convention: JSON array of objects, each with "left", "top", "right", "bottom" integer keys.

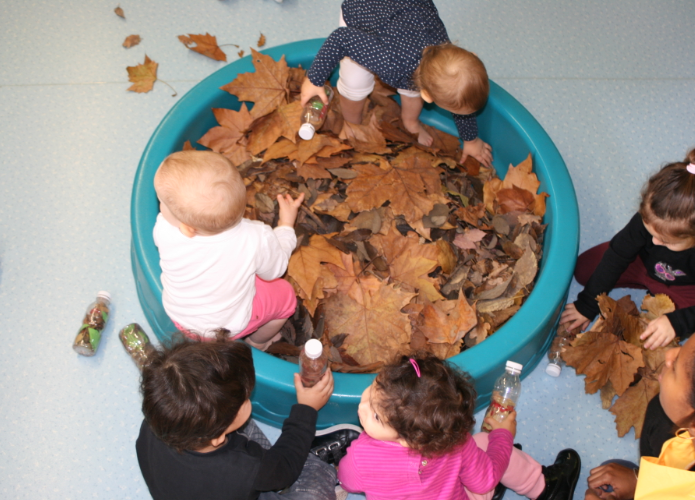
[{"left": 254, "top": 225, "right": 297, "bottom": 280}]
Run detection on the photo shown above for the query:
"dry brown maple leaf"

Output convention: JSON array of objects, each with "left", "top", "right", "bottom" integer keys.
[
  {"left": 127, "top": 55, "right": 158, "bottom": 93},
  {"left": 596, "top": 294, "right": 648, "bottom": 346},
  {"left": 287, "top": 234, "right": 346, "bottom": 300},
  {"left": 417, "top": 294, "right": 477, "bottom": 346},
  {"left": 123, "top": 35, "right": 141, "bottom": 48},
  {"left": 562, "top": 330, "right": 644, "bottom": 396},
  {"left": 198, "top": 104, "right": 254, "bottom": 153},
  {"left": 114, "top": 6, "right": 125, "bottom": 18},
  {"left": 178, "top": 33, "right": 227, "bottom": 62},
  {"left": 257, "top": 33, "right": 266, "bottom": 47},
  {"left": 325, "top": 278, "right": 417, "bottom": 365},
  {"left": 641, "top": 293, "right": 676, "bottom": 321},
  {"left": 370, "top": 221, "right": 443, "bottom": 301},
  {"left": 345, "top": 151, "right": 446, "bottom": 227},
  {"left": 609, "top": 371, "right": 660, "bottom": 438},
  {"left": 221, "top": 48, "right": 289, "bottom": 119}
]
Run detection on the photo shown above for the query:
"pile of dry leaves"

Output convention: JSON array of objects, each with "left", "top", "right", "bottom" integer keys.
[
  {"left": 559, "top": 293, "right": 678, "bottom": 438},
  {"left": 184, "top": 50, "right": 549, "bottom": 373}
]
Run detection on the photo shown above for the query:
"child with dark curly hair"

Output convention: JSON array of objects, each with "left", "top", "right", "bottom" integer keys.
[{"left": 337, "top": 353, "right": 582, "bottom": 500}]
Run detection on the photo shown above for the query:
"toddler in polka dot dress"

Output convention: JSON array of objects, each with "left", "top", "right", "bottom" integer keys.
[{"left": 301, "top": 0, "right": 493, "bottom": 167}]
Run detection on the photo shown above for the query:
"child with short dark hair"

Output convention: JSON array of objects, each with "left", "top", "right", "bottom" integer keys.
[
  {"left": 561, "top": 148, "right": 695, "bottom": 349},
  {"left": 135, "top": 334, "right": 338, "bottom": 500},
  {"left": 300, "top": 0, "right": 492, "bottom": 167},
  {"left": 337, "top": 353, "right": 581, "bottom": 500}
]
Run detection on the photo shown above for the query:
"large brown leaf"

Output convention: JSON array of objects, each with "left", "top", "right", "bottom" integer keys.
[
  {"left": 325, "top": 278, "right": 417, "bottom": 365},
  {"left": 221, "top": 48, "right": 289, "bottom": 119},
  {"left": 287, "top": 234, "right": 346, "bottom": 300},
  {"left": 562, "top": 330, "right": 644, "bottom": 396},
  {"left": 417, "top": 294, "right": 477, "bottom": 345},
  {"left": 198, "top": 104, "right": 254, "bottom": 153},
  {"left": 609, "top": 371, "right": 660, "bottom": 438}
]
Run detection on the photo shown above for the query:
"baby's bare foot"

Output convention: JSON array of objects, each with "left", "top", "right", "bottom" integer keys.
[{"left": 403, "top": 119, "right": 433, "bottom": 147}]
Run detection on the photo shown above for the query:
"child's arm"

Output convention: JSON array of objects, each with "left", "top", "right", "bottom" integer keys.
[
  {"left": 300, "top": 78, "right": 329, "bottom": 107},
  {"left": 251, "top": 371, "right": 334, "bottom": 494},
  {"left": 277, "top": 192, "right": 305, "bottom": 228},
  {"left": 560, "top": 303, "right": 591, "bottom": 332},
  {"left": 462, "top": 138, "right": 493, "bottom": 168}
]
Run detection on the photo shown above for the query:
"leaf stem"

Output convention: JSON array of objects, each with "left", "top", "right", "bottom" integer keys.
[
  {"left": 158, "top": 78, "right": 178, "bottom": 97},
  {"left": 218, "top": 43, "right": 240, "bottom": 48}
]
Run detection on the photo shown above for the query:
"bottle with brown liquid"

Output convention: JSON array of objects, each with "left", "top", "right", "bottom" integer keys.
[
  {"left": 299, "top": 339, "right": 328, "bottom": 387},
  {"left": 481, "top": 360, "right": 522, "bottom": 432},
  {"left": 72, "top": 291, "right": 111, "bottom": 356},
  {"left": 298, "top": 86, "right": 334, "bottom": 140}
]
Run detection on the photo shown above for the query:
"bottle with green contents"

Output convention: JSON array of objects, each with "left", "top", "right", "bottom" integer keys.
[
  {"left": 299, "top": 85, "right": 334, "bottom": 140},
  {"left": 72, "top": 291, "right": 111, "bottom": 356},
  {"left": 119, "top": 323, "right": 156, "bottom": 370}
]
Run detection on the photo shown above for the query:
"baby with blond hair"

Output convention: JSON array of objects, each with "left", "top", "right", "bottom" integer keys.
[{"left": 153, "top": 150, "right": 304, "bottom": 349}]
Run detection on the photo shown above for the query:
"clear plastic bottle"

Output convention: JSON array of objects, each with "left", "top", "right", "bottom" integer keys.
[
  {"left": 299, "top": 339, "right": 328, "bottom": 387},
  {"left": 72, "top": 291, "right": 111, "bottom": 356},
  {"left": 481, "top": 360, "right": 523, "bottom": 432},
  {"left": 119, "top": 323, "right": 156, "bottom": 370},
  {"left": 298, "top": 86, "right": 334, "bottom": 140},
  {"left": 545, "top": 335, "right": 567, "bottom": 377}
]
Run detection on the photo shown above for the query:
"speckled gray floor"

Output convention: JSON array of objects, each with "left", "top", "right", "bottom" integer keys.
[{"left": 1, "top": 1, "right": 694, "bottom": 499}]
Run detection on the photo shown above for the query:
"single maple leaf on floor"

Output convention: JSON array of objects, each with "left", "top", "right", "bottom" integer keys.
[
  {"left": 123, "top": 35, "right": 141, "bottom": 48},
  {"left": 325, "top": 278, "right": 417, "bottom": 365},
  {"left": 114, "top": 6, "right": 125, "bottom": 18},
  {"left": 562, "top": 330, "right": 644, "bottom": 396},
  {"left": 178, "top": 33, "right": 227, "bottom": 62},
  {"left": 221, "top": 48, "right": 289, "bottom": 119},
  {"left": 127, "top": 55, "right": 158, "bottom": 93}
]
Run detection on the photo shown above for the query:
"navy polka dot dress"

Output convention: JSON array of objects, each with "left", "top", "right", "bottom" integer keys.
[{"left": 307, "top": 0, "right": 478, "bottom": 141}]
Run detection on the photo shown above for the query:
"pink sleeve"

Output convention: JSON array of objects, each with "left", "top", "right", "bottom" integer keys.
[
  {"left": 457, "top": 429, "right": 513, "bottom": 494},
  {"left": 336, "top": 441, "right": 363, "bottom": 493}
]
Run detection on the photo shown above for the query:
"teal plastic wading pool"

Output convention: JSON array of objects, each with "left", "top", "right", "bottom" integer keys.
[{"left": 131, "top": 39, "right": 579, "bottom": 428}]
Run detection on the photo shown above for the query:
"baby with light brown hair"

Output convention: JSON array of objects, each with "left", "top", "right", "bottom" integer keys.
[
  {"left": 301, "top": 0, "right": 492, "bottom": 167},
  {"left": 153, "top": 150, "right": 304, "bottom": 350}
]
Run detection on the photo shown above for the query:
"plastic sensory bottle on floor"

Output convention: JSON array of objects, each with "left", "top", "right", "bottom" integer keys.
[
  {"left": 72, "top": 291, "right": 111, "bottom": 356},
  {"left": 299, "top": 339, "right": 328, "bottom": 387},
  {"left": 482, "top": 360, "right": 523, "bottom": 432},
  {"left": 119, "top": 323, "right": 156, "bottom": 370},
  {"left": 545, "top": 335, "right": 567, "bottom": 377},
  {"left": 298, "top": 86, "right": 334, "bottom": 140}
]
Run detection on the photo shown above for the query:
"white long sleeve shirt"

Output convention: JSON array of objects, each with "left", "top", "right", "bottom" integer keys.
[{"left": 153, "top": 214, "right": 297, "bottom": 336}]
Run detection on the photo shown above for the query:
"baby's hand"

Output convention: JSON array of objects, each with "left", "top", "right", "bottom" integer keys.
[
  {"left": 560, "top": 303, "right": 591, "bottom": 332},
  {"left": 640, "top": 314, "right": 676, "bottom": 350},
  {"left": 301, "top": 78, "right": 328, "bottom": 107},
  {"left": 461, "top": 138, "right": 493, "bottom": 169},
  {"left": 294, "top": 370, "right": 334, "bottom": 411},
  {"left": 277, "top": 192, "right": 305, "bottom": 228},
  {"left": 484, "top": 410, "right": 517, "bottom": 438}
]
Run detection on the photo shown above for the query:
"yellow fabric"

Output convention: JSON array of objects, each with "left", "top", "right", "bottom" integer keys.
[{"left": 634, "top": 433, "right": 695, "bottom": 500}]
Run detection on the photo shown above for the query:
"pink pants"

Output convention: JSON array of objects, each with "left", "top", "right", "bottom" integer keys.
[
  {"left": 464, "top": 433, "right": 545, "bottom": 500},
  {"left": 575, "top": 242, "right": 695, "bottom": 310},
  {"left": 175, "top": 277, "right": 296, "bottom": 341}
]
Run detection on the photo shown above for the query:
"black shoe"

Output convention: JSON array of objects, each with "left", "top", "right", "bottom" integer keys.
[
  {"left": 536, "top": 448, "right": 581, "bottom": 500},
  {"left": 491, "top": 443, "right": 522, "bottom": 500},
  {"left": 310, "top": 424, "right": 362, "bottom": 465}
]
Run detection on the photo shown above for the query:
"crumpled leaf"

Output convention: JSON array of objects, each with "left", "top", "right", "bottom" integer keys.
[
  {"left": 123, "top": 35, "right": 141, "bottom": 48},
  {"left": 257, "top": 33, "right": 266, "bottom": 47},
  {"left": 178, "top": 33, "right": 227, "bottom": 62},
  {"left": 127, "top": 55, "right": 158, "bottom": 93},
  {"left": 114, "top": 6, "right": 125, "bottom": 18},
  {"left": 609, "top": 371, "right": 660, "bottom": 438},
  {"left": 640, "top": 294, "right": 676, "bottom": 321}
]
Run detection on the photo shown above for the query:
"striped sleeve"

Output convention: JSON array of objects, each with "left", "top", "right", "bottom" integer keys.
[{"left": 457, "top": 429, "right": 513, "bottom": 494}]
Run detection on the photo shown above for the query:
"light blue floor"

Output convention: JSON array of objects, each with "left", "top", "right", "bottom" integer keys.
[{"left": 1, "top": 1, "right": 694, "bottom": 499}]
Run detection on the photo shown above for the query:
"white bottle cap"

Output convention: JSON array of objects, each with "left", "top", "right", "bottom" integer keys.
[
  {"left": 545, "top": 363, "right": 562, "bottom": 377},
  {"left": 97, "top": 291, "right": 111, "bottom": 302},
  {"left": 304, "top": 339, "right": 323, "bottom": 359},
  {"left": 298, "top": 123, "right": 316, "bottom": 140},
  {"left": 506, "top": 360, "right": 523, "bottom": 374}
]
